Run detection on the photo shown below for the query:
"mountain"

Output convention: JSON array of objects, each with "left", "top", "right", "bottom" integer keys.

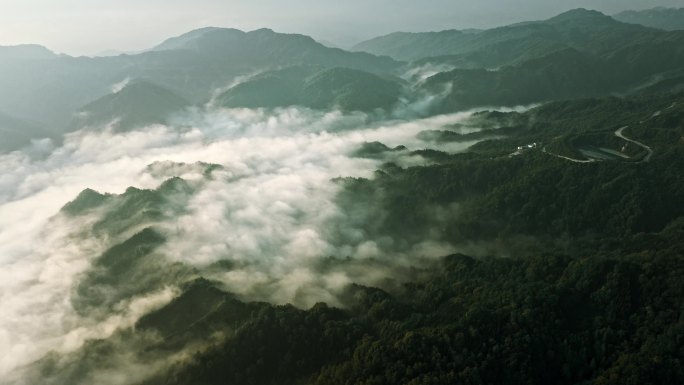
[
  {"left": 0, "top": 27, "right": 401, "bottom": 136},
  {"left": 72, "top": 80, "right": 190, "bottom": 131},
  {"left": 412, "top": 10, "right": 684, "bottom": 112},
  {"left": 21, "top": 92, "right": 684, "bottom": 385},
  {"left": 5, "top": 7, "right": 684, "bottom": 385},
  {"left": 150, "top": 27, "right": 225, "bottom": 51},
  {"left": 218, "top": 66, "right": 318, "bottom": 108},
  {"left": 614, "top": 7, "right": 684, "bottom": 31},
  {"left": 0, "top": 44, "right": 57, "bottom": 60},
  {"left": 148, "top": 27, "right": 400, "bottom": 73},
  {"left": 354, "top": 29, "right": 484, "bottom": 63},
  {"left": 421, "top": 48, "right": 612, "bottom": 112},
  {"left": 336, "top": 91, "right": 684, "bottom": 246},
  {"left": 353, "top": 9, "right": 661, "bottom": 67},
  {"left": 217, "top": 66, "right": 403, "bottom": 112}
]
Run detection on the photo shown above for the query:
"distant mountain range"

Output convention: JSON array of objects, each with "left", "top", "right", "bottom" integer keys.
[
  {"left": 352, "top": 9, "right": 674, "bottom": 66},
  {"left": 1, "top": 8, "right": 684, "bottom": 153},
  {"left": 614, "top": 7, "right": 684, "bottom": 31},
  {"left": 352, "top": 9, "right": 684, "bottom": 112},
  {"left": 0, "top": 27, "right": 400, "bottom": 134}
]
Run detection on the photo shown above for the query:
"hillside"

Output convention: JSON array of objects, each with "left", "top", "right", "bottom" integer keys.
[
  {"left": 147, "top": 27, "right": 400, "bottom": 74},
  {"left": 416, "top": 10, "right": 684, "bottom": 113},
  {"left": 422, "top": 48, "right": 610, "bottom": 112},
  {"left": 17, "top": 92, "right": 684, "bottom": 385},
  {"left": 0, "top": 111, "right": 49, "bottom": 153},
  {"left": 340, "top": 92, "right": 684, "bottom": 247},
  {"left": 218, "top": 66, "right": 403, "bottom": 112},
  {"left": 72, "top": 80, "right": 190, "bottom": 131}
]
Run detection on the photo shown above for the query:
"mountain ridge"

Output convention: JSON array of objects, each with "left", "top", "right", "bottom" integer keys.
[
  {"left": 0, "top": 26, "right": 402, "bottom": 144},
  {"left": 614, "top": 7, "right": 684, "bottom": 31},
  {"left": 352, "top": 8, "right": 659, "bottom": 64}
]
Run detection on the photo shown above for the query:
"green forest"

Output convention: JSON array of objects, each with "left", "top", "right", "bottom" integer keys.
[
  {"left": 28, "top": 92, "right": 683, "bottom": 385},
  {"left": 4, "top": 6, "right": 684, "bottom": 385}
]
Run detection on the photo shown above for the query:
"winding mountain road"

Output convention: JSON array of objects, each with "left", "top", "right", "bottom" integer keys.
[
  {"left": 541, "top": 146, "right": 595, "bottom": 163},
  {"left": 543, "top": 125, "right": 652, "bottom": 164},
  {"left": 614, "top": 126, "right": 653, "bottom": 163},
  {"left": 542, "top": 118, "right": 659, "bottom": 164},
  {"left": 540, "top": 102, "right": 680, "bottom": 164}
]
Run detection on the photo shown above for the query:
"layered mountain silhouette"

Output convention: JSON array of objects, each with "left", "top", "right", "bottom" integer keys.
[
  {"left": 353, "top": 9, "right": 680, "bottom": 68},
  {"left": 1, "top": 9, "right": 683, "bottom": 150},
  {"left": 0, "top": 27, "right": 400, "bottom": 133},
  {"left": 390, "top": 9, "right": 684, "bottom": 112},
  {"left": 614, "top": 7, "right": 684, "bottom": 31},
  {"left": 0, "top": 44, "right": 57, "bottom": 60}
]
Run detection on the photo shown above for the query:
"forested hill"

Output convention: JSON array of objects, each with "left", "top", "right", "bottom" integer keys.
[
  {"left": 4, "top": 6, "right": 684, "bottom": 385},
  {"left": 337, "top": 92, "right": 684, "bottom": 250},
  {"left": 21, "top": 92, "right": 684, "bottom": 385},
  {"left": 141, "top": 92, "right": 684, "bottom": 385},
  {"left": 129, "top": 245, "right": 683, "bottom": 385}
]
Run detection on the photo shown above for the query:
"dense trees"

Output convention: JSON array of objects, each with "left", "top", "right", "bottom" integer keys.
[
  {"left": 134, "top": 93, "right": 684, "bottom": 385},
  {"left": 336, "top": 93, "right": 684, "bottom": 253},
  {"left": 137, "top": 239, "right": 683, "bottom": 385},
  {"left": 40, "top": 93, "right": 684, "bottom": 385}
]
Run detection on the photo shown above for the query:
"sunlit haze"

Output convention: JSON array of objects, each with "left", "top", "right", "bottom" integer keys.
[{"left": 0, "top": 0, "right": 682, "bottom": 54}]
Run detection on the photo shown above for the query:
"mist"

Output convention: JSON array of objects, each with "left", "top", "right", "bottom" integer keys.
[
  {"left": 0, "top": 0, "right": 681, "bottom": 382},
  {"left": 1, "top": 0, "right": 682, "bottom": 54},
  {"left": 0, "top": 96, "right": 514, "bottom": 382}
]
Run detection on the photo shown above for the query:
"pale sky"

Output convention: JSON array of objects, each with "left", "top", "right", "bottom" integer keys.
[{"left": 0, "top": 0, "right": 681, "bottom": 55}]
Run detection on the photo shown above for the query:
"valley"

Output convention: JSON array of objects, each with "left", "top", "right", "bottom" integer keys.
[{"left": 0, "top": 5, "right": 683, "bottom": 385}]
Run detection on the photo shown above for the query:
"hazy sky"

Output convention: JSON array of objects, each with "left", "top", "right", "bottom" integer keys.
[{"left": 0, "top": 0, "right": 681, "bottom": 55}]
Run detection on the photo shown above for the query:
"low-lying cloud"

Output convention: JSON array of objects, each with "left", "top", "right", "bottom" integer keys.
[{"left": 0, "top": 104, "right": 494, "bottom": 382}]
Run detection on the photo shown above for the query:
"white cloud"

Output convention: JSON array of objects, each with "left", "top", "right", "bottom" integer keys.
[
  {"left": 110, "top": 77, "right": 131, "bottom": 94},
  {"left": 0, "top": 104, "right": 496, "bottom": 380}
]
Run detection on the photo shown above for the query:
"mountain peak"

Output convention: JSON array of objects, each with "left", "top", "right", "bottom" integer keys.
[
  {"left": 0, "top": 44, "right": 56, "bottom": 59},
  {"left": 62, "top": 188, "right": 110, "bottom": 215},
  {"left": 548, "top": 8, "right": 612, "bottom": 23},
  {"left": 150, "top": 27, "right": 244, "bottom": 51},
  {"left": 250, "top": 28, "right": 275, "bottom": 34}
]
